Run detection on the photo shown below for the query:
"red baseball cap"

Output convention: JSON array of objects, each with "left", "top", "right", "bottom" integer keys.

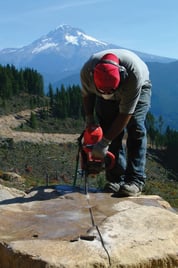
[{"left": 93, "top": 53, "right": 120, "bottom": 94}]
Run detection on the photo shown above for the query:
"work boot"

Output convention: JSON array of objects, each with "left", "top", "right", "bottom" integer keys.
[
  {"left": 119, "top": 183, "right": 142, "bottom": 197},
  {"left": 103, "top": 180, "right": 124, "bottom": 193}
]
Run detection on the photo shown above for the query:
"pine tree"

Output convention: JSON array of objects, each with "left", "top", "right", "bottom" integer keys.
[{"left": 29, "top": 112, "right": 38, "bottom": 129}]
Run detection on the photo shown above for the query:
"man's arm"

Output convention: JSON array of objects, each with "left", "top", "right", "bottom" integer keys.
[
  {"left": 91, "top": 113, "right": 132, "bottom": 159},
  {"left": 104, "top": 113, "right": 132, "bottom": 140},
  {"left": 83, "top": 94, "right": 96, "bottom": 126}
]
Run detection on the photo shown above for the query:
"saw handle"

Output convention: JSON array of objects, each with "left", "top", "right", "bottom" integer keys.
[{"left": 105, "top": 151, "right": 115, "bottom": 170}]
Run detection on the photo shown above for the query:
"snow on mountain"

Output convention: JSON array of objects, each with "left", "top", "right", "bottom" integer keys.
[
  {"left": 45, "top": 25, "right": 108, "bottom": 46},
  {"left": 32, "top": 41, "right": 58, "bottom": 54},
  {"left": 31, "top": 26, "right": 107, "bottom": 55}
]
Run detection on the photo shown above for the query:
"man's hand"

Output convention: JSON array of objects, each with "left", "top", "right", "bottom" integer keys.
[{"left": 92, "top": 137, "right": 111, "bottom": 159}]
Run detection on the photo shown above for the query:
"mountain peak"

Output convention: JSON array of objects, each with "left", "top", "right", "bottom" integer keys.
[
  {"left": 55, "top": 24, "right": 81, "bottom": 32},
  {"left": 46, "top": 24, "right": 107, "bottom": 46},
  {"left": 29, "top": 24, "right": 108, "bottom": 54}
]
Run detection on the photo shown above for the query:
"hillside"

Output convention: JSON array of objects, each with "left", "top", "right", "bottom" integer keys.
[
  {"left": 0, "top": 109, "right": 79, "bottom": 144},
  {"left": 0, "top": 109, "right": 177, "bottom": 209}
]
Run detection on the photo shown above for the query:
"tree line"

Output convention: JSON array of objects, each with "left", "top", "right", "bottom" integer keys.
[
  {"left": 47, "top": 83, "right": 84, "bottom": 120},
  {"left": 0, "top": 64, "right": 44, "bottom": 99},
  {"left": 146, "top": 113, "right": 178, "bottom": 171}
]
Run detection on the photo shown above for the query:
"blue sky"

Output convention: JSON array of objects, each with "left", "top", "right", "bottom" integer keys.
[{"left": 0, "top": 0, "right": 178, "bottom": 59}]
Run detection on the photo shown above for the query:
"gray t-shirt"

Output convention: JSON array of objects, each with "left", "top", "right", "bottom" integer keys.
[{"left": 80, "top": 49, "right": 151, "bottom": 114}]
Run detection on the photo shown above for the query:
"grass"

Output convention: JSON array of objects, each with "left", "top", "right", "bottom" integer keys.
[
  {"left": 0, "top": 139, "right": 178, "bottom": 209},
  {"left": 0, "top": 141, "right": 77, "bottom": 190},
  {"left": 144, "top": 178, "right": 178, "bottom": 208},
  {"left": 16, "top": 116, "right": 85, "bottom": 134}
]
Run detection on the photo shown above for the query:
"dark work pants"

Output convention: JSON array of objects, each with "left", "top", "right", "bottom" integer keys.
[{"left": 95, "top": 86, "right": 151, "bottom": 186}]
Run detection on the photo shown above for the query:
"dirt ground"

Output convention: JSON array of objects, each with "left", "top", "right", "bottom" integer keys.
[{"left": 0, "top": 109, "right": 79, "bottom": 144}]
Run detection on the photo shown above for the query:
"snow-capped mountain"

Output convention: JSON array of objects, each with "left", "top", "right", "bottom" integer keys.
[
  {"left": 0, "top": 24, "right": 176, "bottom": 87},
  {"left": 31, "top": 24, "right": 109, "bottom": 53},
  {"left": 0, "top": 24, "right": 178, "bottom": 129},
  {"left": 0, "top": 25, "right": 117, "bottom": 85}
]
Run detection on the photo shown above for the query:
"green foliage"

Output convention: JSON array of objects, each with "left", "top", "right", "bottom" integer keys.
[
  {"left": 48, "top": 84, "right": 84, "bottom": 120},
  {"left": 0, "top": 141, "right": 77, "bottom": 190},
  {"left": 144, "top": 178, "right": 178, "bottom": 208},
  {"left": 0, "top": 64, "right": 44, "bottom": 99},
  {"left": 0, "top": 140, "right": 177, "bottom": 208},
  {"left": 29, "top": 112, "right": 38, "bottom": 129},
  {"left": 0, "top": 94, "right": 48, "bottom": 116},
  {"left": 146, "top": 112, "right": 178, "bottom": 171},
  {"left": 17, "top": 116, "right": 84, "bottom": 134}
]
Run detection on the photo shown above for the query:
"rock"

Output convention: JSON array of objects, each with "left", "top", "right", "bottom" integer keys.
[
  {"left": 1, "top": 172, "right": 25, "bottom": 183},
  {"left": 0, "top": 185, "right": 177, "bottom": 268},
  {"left": 0, "top": 184, "right": 25, "bottom": 201}
]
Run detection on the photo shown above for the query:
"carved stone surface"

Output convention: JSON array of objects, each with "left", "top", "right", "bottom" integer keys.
[{"left": 0, "top": 185, "right": 178, "bottom": 267}]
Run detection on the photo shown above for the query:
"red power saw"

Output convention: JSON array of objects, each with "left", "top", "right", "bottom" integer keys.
[
  {"left": 73, "top": 125, "right": 115, "bottom": 192},
  {"left": 81, "top": 125, "right": 115, "bottom": 176}
]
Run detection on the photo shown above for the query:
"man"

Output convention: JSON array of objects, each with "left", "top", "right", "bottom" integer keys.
[{"left": 80, "top": 49, "right": 152, "bottom": 196}]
